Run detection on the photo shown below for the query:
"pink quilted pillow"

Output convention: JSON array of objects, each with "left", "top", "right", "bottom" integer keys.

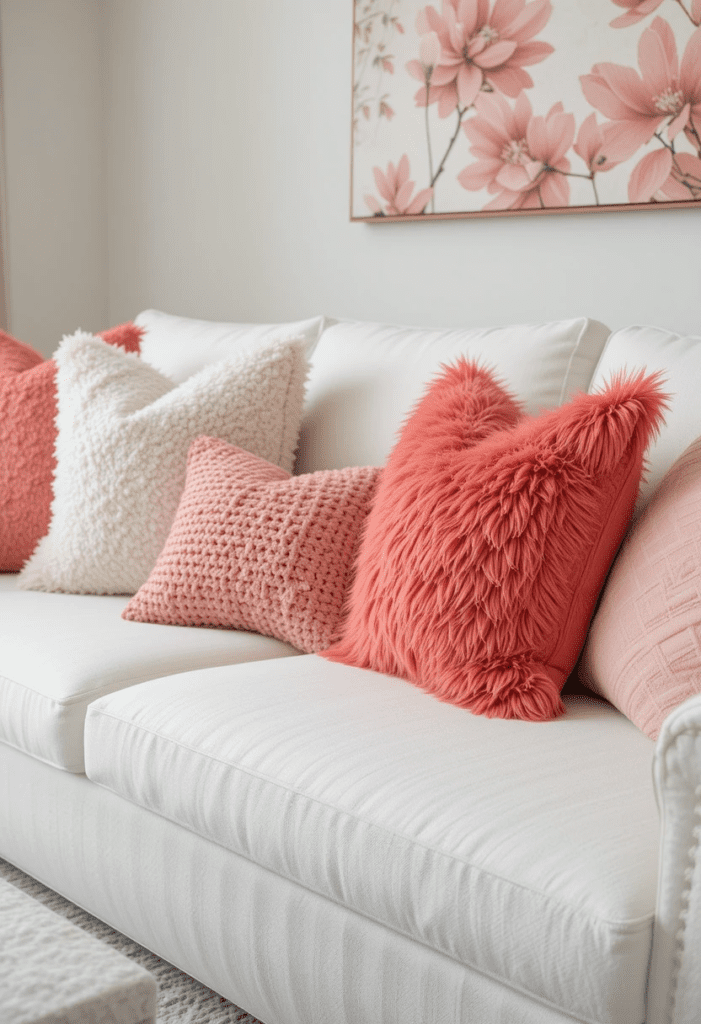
[
  {"left": 123, "top": 437, "right": 381, "bottom": 653},
  {"left": 580, "top": 434, "right": 701, "bottom": 739},
  {"left": 323, "top": 365, "right": 668, "bottom": 722},
  {"left": 0, "top": 323, "right": 142, "bottom": 571}
]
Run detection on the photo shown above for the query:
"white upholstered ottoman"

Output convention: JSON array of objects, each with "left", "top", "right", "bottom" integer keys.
[{"left": 0, "top": 875, "right": 156, "bottom": 1024}]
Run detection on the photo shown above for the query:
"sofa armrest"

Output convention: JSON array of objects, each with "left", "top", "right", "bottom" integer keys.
[{"left": 647, "top": 694, "right": 701, "bottom": 1024}]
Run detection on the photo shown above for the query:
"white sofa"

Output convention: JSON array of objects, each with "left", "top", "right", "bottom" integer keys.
[{"left": 1, "top": 310, "right": 701, "bottom": 1024}]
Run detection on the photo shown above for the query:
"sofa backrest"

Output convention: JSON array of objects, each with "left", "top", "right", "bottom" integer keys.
[
  {"left": 296, "top": 317, "right": 610, "bottom": 473},
  {"left": 588, "top": 325, "right": 701, "bottom": 515}
]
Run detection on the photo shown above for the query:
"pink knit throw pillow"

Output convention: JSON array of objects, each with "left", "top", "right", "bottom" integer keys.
[
  {"left": 323, "top": 364, "right": 668, "bottom": 722},
  {"left": 580, "top": 434, "right": 701, "bottom": 739},
  {"left": 123, "top": 437, "right": 381, "bottom": 653},
  {"left": 0, "top": 323, "right": 142, "bottom": 571}
]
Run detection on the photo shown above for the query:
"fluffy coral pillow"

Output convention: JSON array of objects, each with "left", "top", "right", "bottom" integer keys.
[
  {"left": 579, "top": 434, "right": 701, "bottom": 739},
  {"left": 0, "top": 323, "right": 142, "bottom": 571},
  {"left": 18, "top": 332, "right": 308, "bottom": 595},
  {"left": 123, "top": 438, "right": 380, "bottom": 653},
  {"left": 323, "top": 362, "right": 668, "bottom": 722}
]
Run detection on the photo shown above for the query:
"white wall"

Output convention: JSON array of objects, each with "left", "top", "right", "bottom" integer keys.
[
  {"left": 1, "top": 1, "right": 698, "bottom": 349},
  {"left": 0, "top": 0, "right": 107, "bottom": 355},
  {"left": 104, "top": 0, "right": 700, "bottom": 337}
]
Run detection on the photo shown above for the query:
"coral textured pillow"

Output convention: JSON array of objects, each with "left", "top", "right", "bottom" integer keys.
[
  {"left": 19, "top": 332, "right": 308, "bottom": 595},
  {"left": 580, "top": 435, "right": 701, "bottom": 739},
  {"left": 0, "top": 323, "right": 142, "bottom": 571},
  {"left": 323, "top": 363, "right": 667, "bottom": 722},
  {"left": 123, "top": 438, "right": 380, "bottom": 653}
]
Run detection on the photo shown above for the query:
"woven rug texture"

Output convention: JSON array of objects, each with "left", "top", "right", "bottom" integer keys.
[{"left": 0, "top": 857, "right": 263, "bottom": 1024}]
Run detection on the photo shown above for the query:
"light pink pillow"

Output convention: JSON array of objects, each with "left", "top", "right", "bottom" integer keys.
[
  {"left": 323, "top": 364, "right": 668, "bottom": 722},
  {"left": 580, "top": 434, "right": 701, "bottom": 739},
  {"left": 123, "top": 437, "right": 380, "bottom": 653}
]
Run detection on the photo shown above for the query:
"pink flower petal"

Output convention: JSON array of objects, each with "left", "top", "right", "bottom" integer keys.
[
  {"left": 395, "top": 178, "right": 416, "bottom": 212},
  {"left": 406, "top": 187, "right": 434, "bottom": 214},
  {"left": 610, "top": 12, "right": 646, "bottom": 27},
  {"left": 574, "top": 112, "right": 600, "bottom": 166},
  {"left": 458, "top": 157, "right": 504, "bottom": 189},
  {"left": 581, "top": 72, "right": 644, "bottom": 122},
  {"left": 539, "top": 171, "right": 570, "bottom": 207},
  {"left": 628, "top": 147, "right": 673, "bottom": 202},
  {"left": 525, "top": 114, "right": 549, "bottom": 160},
  {"left": 513, "top": 90, "right": 534, "bottom": 135},
  {"left": 601, "top": 115, "right": 664, "bottom": 159},
  {"left": 483, "top": 188, "right": 521, "bottom": 211},
  {"left": 513, "top": 40, "right": 555, "bottom": 66},
  {"left": 457, "top": 62, "right": 484, "bottom": 106},
  {"left": 474, "top": 40, "right": 518, "bottom": 69},
  {"left": 421, "top": 31, "right": 442, "bottom": 67},
  {"left": 438, "top": 82, "right": 460, "bottom": 117},
  {"left": 373, "top": 167, "right": 393, "bottom": 203},
  {"left": 638, "top": 20, "right": 677, "bottom": 97},
  {"left": 486, "top": 65, "right": 532, "bottom": 96},
  {"left": 693, "top": 0, "right": 701, "bottom": 25},
  {"left": 407, "top": 59, "right": 428, "bottom": 82},
  {"left": 396, "top": 155, "right": 411, "bottom": 191},
  {"left": 489, "top": 0, "right": 527, "bottom": 33},
  {"left": 547, "top": 111, "right": 576, "bottom": 164},
  {"left": 503, "top": 0, "right": 552, "bottom": 44},
  {"left": 456, "top": 0, "right": 480, "bottom": 37},
  {"left": 595, "top": 63, "right": 651, "bottom": 116},
  {"left": 496, "top": 163, "right": 533, "bottom": 191},
  {"left": 680, "top": 29, "right": 701, "bottom": 100},
  {"left": 668, "top": 102, "right": 690, "bottom": 139},
  {"left": 365, "top": 195, "right": 382, "bottom": 214},
  {"left": 648, "top": 17, "right": 678, "bottom": 74},
  {"left": 432, "top": 63, "right": 460, "bottom": 85}
]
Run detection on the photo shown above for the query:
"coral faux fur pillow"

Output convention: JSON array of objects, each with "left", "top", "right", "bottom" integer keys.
[
  {"left": 123, "top": 438, "right": 380, "bottom": 653},
  {"left": 0, "top": 324, "right": 142, "bottom": 571},
  {"left": 323, "top": 360, "right": 668, "bottom": 722},
  {"left": 19, "top": 332, "right": 308, "bottom": 595}
]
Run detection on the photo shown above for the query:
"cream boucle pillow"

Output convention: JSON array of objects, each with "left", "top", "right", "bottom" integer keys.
[{"left": 19, "top": 331, "right": 308, "bottom": 595}]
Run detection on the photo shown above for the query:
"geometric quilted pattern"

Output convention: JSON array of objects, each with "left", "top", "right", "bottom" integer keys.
[{"left": 581, "top": 434, "right": 701, "bottom": 738}]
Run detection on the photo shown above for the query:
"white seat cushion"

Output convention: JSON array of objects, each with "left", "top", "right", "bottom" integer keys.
[
  {"left": 296, "top": 317, "right": 610, "bottom": 472},
  {"left": 84, "top": 655, "right": 659, "bottom": 1024},
  {"left": 0, "top": 574, "right": 299, "bottom": 773}
]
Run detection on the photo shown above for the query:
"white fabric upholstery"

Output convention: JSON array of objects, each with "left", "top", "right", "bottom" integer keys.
[
  {"left": 648, "top": 694, "right": 701, "bottom": 1024},
  {"left": 85, "top": 656, "right": 658, "bottom": 1024},
  {"left": 0, "top": 740, "right": 633, "bottom": 1024},
  {"left": 296, "top": 317, "right": 610, "bottom": 472},
  {"left": 135, "top": 308, "right": 327, "bottom": 383},
  {"left": 0, "top": 575, "right": 299, "bottom": 773},
  {"left": 588, "top": 325, "right": 701, "bottom": 514}
]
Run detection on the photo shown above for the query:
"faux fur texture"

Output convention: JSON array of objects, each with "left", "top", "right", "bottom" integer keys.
[
  {"left": 19, "top": 332, "right": 308, "bottom": 595},
  {"left": 124, "top": 438, "right": 381, "bottom": 653},
  {"left": 0, "top": 324, "right": 142, "bottom": 572},
  {"left": 323, "top": 360, "right": 668, "bottom": 722}
]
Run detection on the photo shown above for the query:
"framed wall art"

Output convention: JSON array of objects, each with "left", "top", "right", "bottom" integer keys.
[{"left": 351, "top": 0, "right": 701, "bottom": 220}]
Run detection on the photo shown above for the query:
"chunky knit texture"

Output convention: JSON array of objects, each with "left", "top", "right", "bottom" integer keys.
[
  {"left": 19, "top": 332, "right": 308, "bottom": 595},
  {"left": 124, "top": 438, "right": 381, "bottom": 653},
  {"left": 0, "top": 323, "right": 142, "bottom": 571},
  {"left": 323, "top": 361, "right": 668, "bottom": 722}
]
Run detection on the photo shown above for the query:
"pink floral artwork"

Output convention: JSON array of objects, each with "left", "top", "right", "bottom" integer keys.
[{"left": 351, "top": 0, "right": 701, "bottom": 219}]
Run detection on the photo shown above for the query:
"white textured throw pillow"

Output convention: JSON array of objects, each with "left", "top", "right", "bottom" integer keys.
[{"left": 19, "top": 331, "right": 308, "bottom": 595}]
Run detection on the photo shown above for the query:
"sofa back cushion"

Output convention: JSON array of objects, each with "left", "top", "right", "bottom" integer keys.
[
  {"left": 588, "top": 325, "right": 701, "bottom": 515},
  {"left": 296, "top": 317, "right": 610, "bottom": 473},
  {"left": 135, "top": 308, "right": 326, "bottom": 383}
]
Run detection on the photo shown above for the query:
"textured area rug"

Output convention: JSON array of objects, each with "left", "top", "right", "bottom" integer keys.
[{"left": 0, "top": 857, "right": 263, "bottom": 1024}]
